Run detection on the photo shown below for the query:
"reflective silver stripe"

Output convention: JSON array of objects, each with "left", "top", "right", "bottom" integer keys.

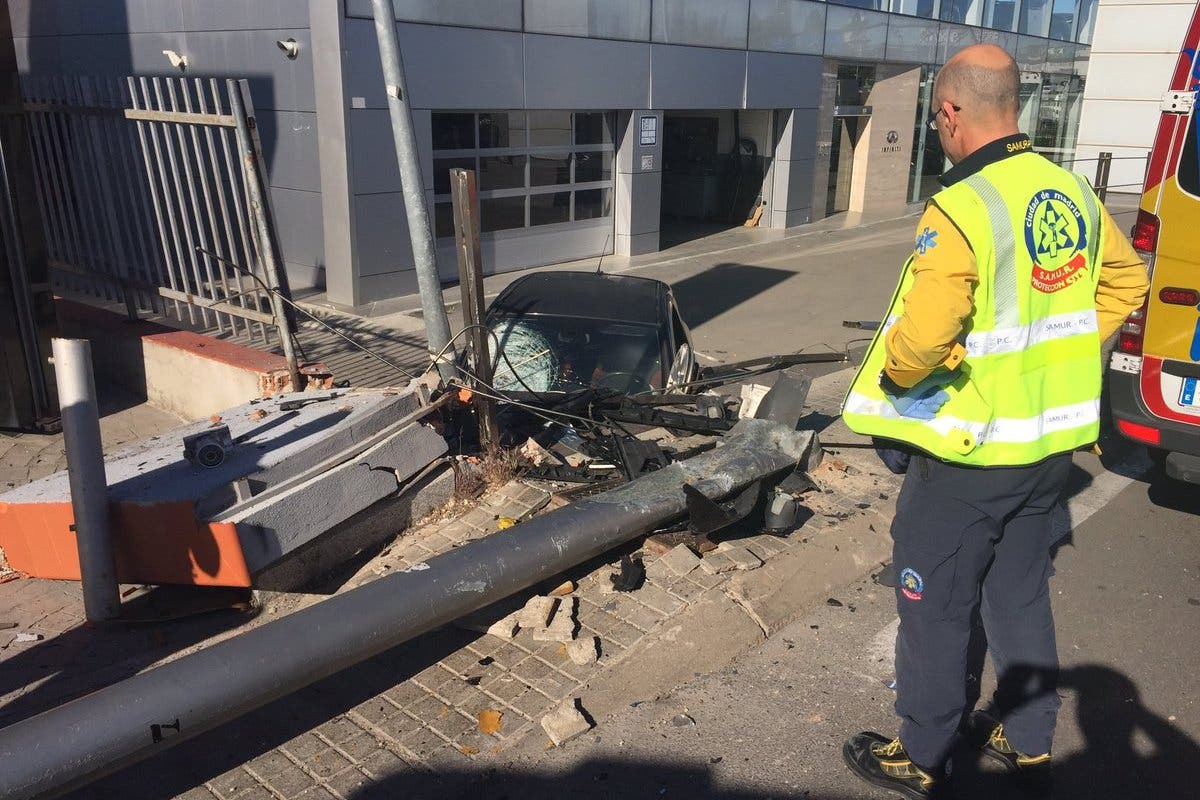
[
  {"left": 963, "top": 173, "right": 1021, "bottom": 328},
  {"left": 843, "top": 392, "right": 1100, "bottom": 445},
  {"left": 880, "top": 309, "right": 1098, "bottom": 358},
  {"left": 1070, "top": 172, "right": 1102, "bottom": 267}
]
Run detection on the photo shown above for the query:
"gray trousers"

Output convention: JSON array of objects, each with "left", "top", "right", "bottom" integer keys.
[{"left": 891, "top": 451, "right": 1071, "bottom": 769}]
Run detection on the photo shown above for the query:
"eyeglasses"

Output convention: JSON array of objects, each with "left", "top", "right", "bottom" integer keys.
[{"left": 927, "top": 105, "right": 962, "bottom": 131}]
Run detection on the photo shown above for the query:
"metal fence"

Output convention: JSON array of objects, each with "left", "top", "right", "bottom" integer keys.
[{"left": 19, "top": 75, "right": 293, "bottom": 350}]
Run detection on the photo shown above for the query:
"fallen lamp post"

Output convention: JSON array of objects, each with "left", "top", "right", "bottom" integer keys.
[{"left": 0, "top": 419, "right": 817, "bottom": 799}]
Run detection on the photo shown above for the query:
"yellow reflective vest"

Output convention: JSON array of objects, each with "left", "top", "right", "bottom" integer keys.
[{"left": 842, "top": 151, "right": 1106, "bottom": 467}]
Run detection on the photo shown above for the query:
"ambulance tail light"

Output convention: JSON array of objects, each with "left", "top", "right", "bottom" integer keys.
[
  {"left": 1118, "top": 302, "right": 1147, "bottom": 355},
  {"left": 1130, "top": 209, "right": 1159, "bottom": 274},
  {"left": 1117, "top": 418, "right": 1161, "bottom": 446}
]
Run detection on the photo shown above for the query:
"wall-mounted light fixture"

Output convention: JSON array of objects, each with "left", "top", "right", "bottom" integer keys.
[
  {"left": 162, "top": 50, "right": 187, "bottom": 71},
  {"left": 277, "top": 38, "right": 300, "bottom": 60}
]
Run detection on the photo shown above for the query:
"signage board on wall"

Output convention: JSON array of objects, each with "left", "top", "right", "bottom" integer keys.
[{"left": 639, "top": 115, "right": 657, "bottom": 146}]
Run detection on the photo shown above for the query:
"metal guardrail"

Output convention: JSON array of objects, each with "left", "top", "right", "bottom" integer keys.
[{"left": 17, "top": 75, "right": 297, "bottom": 364}]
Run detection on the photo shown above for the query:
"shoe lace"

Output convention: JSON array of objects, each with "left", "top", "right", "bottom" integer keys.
[{"left": 877, "top": 737, "right": 906, "bottom": 758}]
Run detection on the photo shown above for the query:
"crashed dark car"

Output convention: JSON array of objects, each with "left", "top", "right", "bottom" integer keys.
[{"left": 482, "top": 271, "right": 697, "bottom": 398}]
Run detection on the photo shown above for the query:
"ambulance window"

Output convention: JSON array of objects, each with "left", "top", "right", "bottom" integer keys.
[{"left": 1180, "top": 112, "right": 1199, "bottom": 196}]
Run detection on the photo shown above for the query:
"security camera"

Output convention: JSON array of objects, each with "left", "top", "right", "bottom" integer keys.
[{"left": 277, "top": 38, "right": 300, "bottom": 60}]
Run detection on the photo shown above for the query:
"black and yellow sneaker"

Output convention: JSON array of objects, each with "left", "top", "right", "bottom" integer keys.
[
  {"left": 972, "top": 714, "right": 1053, "bottom": 795},
  {"left": 843, "top": 731, "right": 944, "bottom": 799}
]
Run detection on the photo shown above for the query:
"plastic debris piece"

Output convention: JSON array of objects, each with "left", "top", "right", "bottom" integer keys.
[
  {"left": 13, "top": 632, "right": 42, "bottom": 643},
  {"left": 609, "top": 554, "right": 645, "bottom": 592},
  {"left": 497, "top": 517, "right": 517, "bottom": 530},
  {"left": 478, "top": 709, "right": 503, "bottom": 735}
]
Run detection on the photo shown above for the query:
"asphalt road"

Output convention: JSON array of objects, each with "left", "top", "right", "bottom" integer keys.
[{"left": 361, "top": 445, "right": 1199, "bottom": 800}]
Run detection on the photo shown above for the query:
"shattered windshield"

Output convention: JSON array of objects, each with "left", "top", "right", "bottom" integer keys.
[{"left": 489, "top": 315, "right": 663, "bottom": 396}]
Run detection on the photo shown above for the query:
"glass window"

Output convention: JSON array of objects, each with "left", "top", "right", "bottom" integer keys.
[
  {"left": 530, "top": 153, "right": 572, "bottom": 186},
  {"left": 481, "top": 197, "right": 526, "bottom": 232},
  {"left": 940, "top": 0, "right": 982, "bottom": 25},
  {"left": 574, "top": 151, "right": 613, "bottom": 183},
  {"left": 908, "top": 65, "right": 946, "bottom": 203},
  {"left": 431, "top": 113, "right": 474, "bottom": 151},
  {"left": 824, "top": 6, "right": 889, "bottom": 60},
  {"left": 349, "top": 0, "right": 523, "bottom": 29},
  {"left": 479, "top": 155, "right": 526, "bottom": 191},
  {"left": 530, "top": 192, "right": 572, "bottom": 226},
  {"left": 1019, "top": 0, "right": 1052, "bottom": 37},
  {"left": 748, "top": 0, "right": 826, "bottom": 54},
  {"left": 433, "top": 157, "right": 475, "bottom": 195},
  {"left": 1074, "top": 0, "right": 1098, "bottom": 44},
  {"left": 1049, "top": 0, "right": 1076, "bottom": 41},
  {"left": 888, "top": 0, "right": 937, "bottom": 18},
  {"left": 886, "top": 15, "right": 939, "bottom": 63},
  {"left": 652, "top": 0, "right": 751, "bottom": 49},
  {"left": 828, "top": 0, "right": 886, "bottom": 10},
  {"left": 523, "top": 0, "right": 652, "bottom": 41},
  {"left": 434, "top": 201, "right": 455, "bottom": 239},
  {"left": 1178, "top": 111, "right": 1199, "bottom": 197},
  {"left": 985, "top": 0, "right": 1018, "bottom": 31},
  {"left": 431, "top": 110, "right": 614, "bottom": 238},
  {"left": 1016, "top": 35, "right": 1048, "bottom": 72},
  {"left": 575, "top": 188, "right": 613, "bottom": 220},
  {"left": 529, "top": 111, "right": 572, "bottom": 147},
  {"left": 574, "top": 112, "right": 614, "bottom": 145},
  {"left": 478, "top": 111, "right": 526, "bottom": 149}
]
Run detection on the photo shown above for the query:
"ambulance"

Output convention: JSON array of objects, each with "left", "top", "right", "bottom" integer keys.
[{"left": 1109, "top": 4, "right": 1200, "bottom": 484}]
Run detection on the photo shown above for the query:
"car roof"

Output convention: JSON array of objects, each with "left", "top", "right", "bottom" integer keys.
[{"left": 489, "top": 271, "right": 669, "bottom": 325}]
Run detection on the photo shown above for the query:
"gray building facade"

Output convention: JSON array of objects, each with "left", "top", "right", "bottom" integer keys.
[{"left": 7, "top": 1, "right": 1096, "bottom": 310}]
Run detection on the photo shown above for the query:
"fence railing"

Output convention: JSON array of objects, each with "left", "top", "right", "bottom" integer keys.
[{"left": 18, "top": 75, "right": 296, "bottom": 361}]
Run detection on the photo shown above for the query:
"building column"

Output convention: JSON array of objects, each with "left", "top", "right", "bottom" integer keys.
[
  {"left": 768, "top": 108, "right": 820, "bottom": 229},
  {"left": 614, "top": 110, "right": 662, "bottom": 256},
  {"left": 309, "top": 0, "right": 357, "bottom": 307},
  {"left": 848, "top": 64, "right": 922, "bottom": 218}
]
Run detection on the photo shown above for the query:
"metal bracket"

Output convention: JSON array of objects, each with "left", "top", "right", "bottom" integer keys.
[{"left": 1161, "top": 91, "right": 1196, "bottom": 113}]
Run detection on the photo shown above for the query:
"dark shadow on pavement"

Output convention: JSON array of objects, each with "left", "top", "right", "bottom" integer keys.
[{"left": 670, "top": 263, "right": 793, "bottom": 330}]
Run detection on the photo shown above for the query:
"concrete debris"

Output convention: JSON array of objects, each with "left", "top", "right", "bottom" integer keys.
[
  {"left": 737, "top": 383, "right": 771, "bottom": 419},
  {"left": 541, "top": 700, "right": 592, "bottom": 746},
  {"left": 519, "top": 596, "right": 558, "bottom": 629},
  {"left": 567, "top": 635, "right": 600, "bottom": 665},
  {"left": 519, "top": 437, "right": 556, "bottom": 466},
  {"left": 671, "top": 713, "right": 696, "bottom": 727},
  {"left": 647, "top": 544, "right": 701, "bottom": 579},
  {"left": 486, "top": 611, "right": 521, "bottom": 640},
  {"left": 535, "top": 596, "right": 578, "bottom": 642}
]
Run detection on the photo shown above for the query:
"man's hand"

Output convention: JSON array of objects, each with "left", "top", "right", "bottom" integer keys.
[{"left": 882, "top": 374, "right": 950, "bottom": 421}]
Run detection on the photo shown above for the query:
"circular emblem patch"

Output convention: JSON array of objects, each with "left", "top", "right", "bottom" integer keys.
[
  {"left": 1024, "top": 189, "right": 1089, "bottom": 293},
  {"left": 899, "top": 567, "right": 924, "bottom": 601}
]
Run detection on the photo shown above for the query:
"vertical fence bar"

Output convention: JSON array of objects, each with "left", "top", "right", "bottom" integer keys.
[
  {"left": 158, "top": 77, "right": 216, "bottom": 329},
  {"left": 41, "top": 77, "right": 100, "bottom": 299},
  {"left": 51, "top": 338, "right": 121, "bottom": 623},
  {"left": 79, "top": 77, "right": 139, "bottom": 321},
  {"left": 20, "top": 78, "right": 74, "bottom": 295},
  {"left": 61, "top": 76, "right": 116, "bottom": 304},
  {"left": 141, "top": 77, "right": 197, "bottom": 325},
  {"left": 449, "top": 168, "right": 499, "bottom": 451},
  {"left": 211, "top": 79, "right": 268, "bottom": 344},
  {"left": 130, "top": 76, "right": 185, "bottom": 322},
  {"left": 229, "top": 80, "right": 302, "bottom": 389},
  {"left": 190, "top": 77, "right": 240, "bottom": 339}
]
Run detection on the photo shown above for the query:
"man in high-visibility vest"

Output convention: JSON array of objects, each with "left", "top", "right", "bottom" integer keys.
[{"left": 841, "top": 44, "right": 1148, "bottom": 798}]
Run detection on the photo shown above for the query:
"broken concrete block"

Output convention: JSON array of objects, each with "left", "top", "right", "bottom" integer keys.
[
  {"left": 567, "top": 635, "right": 600, "bottom": 665},
  {"left": 542, "top": 700, "right": 592, "bottom": 746},
  {"left": 535, "top": 597, "right": 578, "bottom": 641},
  {"left": 699, "top": 550, "right": 738, "bottom": 575},
  {"left": 724, "top": 547, "right": 763, "bottom": 571},
  {"left": 519, "top": 596, "right": 558, "bottom": 629},
  {"left": 486, "top": 611, "right": 521, "bottom": 641}
]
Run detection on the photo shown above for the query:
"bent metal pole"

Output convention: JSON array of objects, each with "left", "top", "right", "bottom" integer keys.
[
  {"left": 50, "top": 338, "right": 121, "bottom": 622},
  {"left": 370, "top": 0, "right": 455, "bottom": 380},
  {"left": 0, "top": 420, "right": 813, "bottom": 799}
]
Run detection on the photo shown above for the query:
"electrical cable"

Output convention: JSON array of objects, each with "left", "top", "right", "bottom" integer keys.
[{"left": 195, "top": 246, "right": 419, "bottom": 381}]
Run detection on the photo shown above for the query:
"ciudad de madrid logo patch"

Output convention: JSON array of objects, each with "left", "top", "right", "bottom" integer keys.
[{"left": 1024, "top": 189, "right": 1089, "bottom": 293}]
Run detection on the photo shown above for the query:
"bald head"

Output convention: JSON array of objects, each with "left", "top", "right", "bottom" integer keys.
[{"left": 934, "top": 44, "right": 1020, "bottom": 124}]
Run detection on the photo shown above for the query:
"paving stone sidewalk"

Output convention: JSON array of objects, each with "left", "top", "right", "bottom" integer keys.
[{"left": 1, "top": 370, "right": 902, "bottom": 800}]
